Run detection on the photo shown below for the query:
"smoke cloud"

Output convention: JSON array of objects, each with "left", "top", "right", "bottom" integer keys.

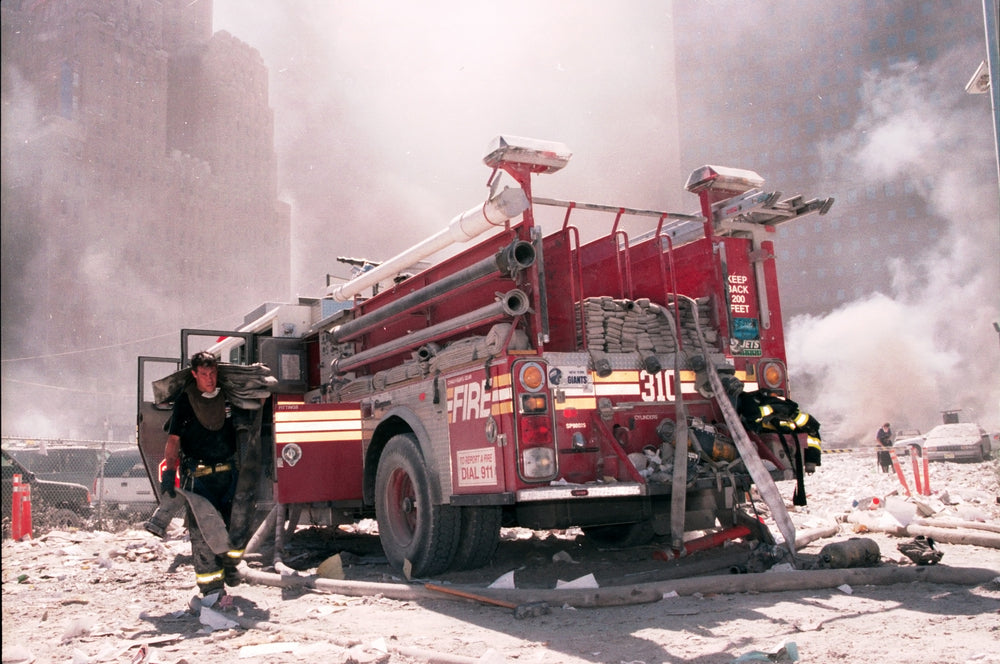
[
  {"left": 788, "top": 49, "right": 1000, "bottom": 442},
  {"left": 2, "top": 1, "right": 996, "bottom": 445},
  {"left": 211, "top": 0, "right": 684, "bottom": 296}
]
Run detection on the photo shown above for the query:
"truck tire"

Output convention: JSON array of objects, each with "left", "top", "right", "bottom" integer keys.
[
  {"left": 582, "top": 520, "right": 655, "bottom": 548},
  {"left": 375, "top": 434, "right": 459, "bottom": 577},
  {"left": 450, "top": 506, "right": 501, "bottom": 571},
  {"left": 49, "top": 508, "right": 83, "bottom": 530}
]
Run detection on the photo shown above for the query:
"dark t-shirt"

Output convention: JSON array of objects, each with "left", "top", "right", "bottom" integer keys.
[{"left": 169, "top": 391, "right": 237, "bottom": 464}]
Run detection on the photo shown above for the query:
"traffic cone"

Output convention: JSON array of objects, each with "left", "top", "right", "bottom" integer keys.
[
  {"left": 910, "top": 447, "right": 923, "bottom": 496},
  {"left": 21, "top": 483, "right": 33, "bottom": 539},
  {"left": 888, "top": 449, "right": 910, "bottom": 496},
  {"left": 11, "top": 474, "right": 23, "bottom": 539},
  {"left": 11, "top": 474, "right": 32, "bottom": 540},
  {"left": 922, "top": 454, "right": 931, "bottom": 496}
]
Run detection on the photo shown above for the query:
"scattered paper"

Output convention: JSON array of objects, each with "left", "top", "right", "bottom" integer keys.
[
  {"left": 238, "top": 643, "right": 299, "bottom": 658},
  {"left": 555, "top": 573, "right": 598, "bottom": 589},
  {"left": 199, "top": 606, "right": 238, "bottom": 631},
  {"left": 488, "top": 570, "right": 516, "bottom": 589},
  {"left": 837, "top": 584, "right": 853, "bottom": 595},
  {"left": 317, "top": 554, "right": 344, "bottom": 579}
]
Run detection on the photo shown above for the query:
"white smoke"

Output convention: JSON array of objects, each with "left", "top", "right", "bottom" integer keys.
[
  {"left": 787, "top": 52, "right": 1000, "bottom": 443},
  {"left": 212, "top": 0, "right": 684, "bottom": 297}
]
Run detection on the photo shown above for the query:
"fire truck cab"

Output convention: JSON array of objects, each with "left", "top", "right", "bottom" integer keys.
[{"left": 137, "top": 136, "right": 832, "bottom": 577}]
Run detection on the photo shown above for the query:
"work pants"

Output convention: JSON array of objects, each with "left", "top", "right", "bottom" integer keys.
[{"left": 182, "top": 467, "right": 239, "bottom": 595}]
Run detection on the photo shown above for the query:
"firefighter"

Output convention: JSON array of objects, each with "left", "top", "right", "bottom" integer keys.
[
  {"left": 876, "top": 422, "right": 893, "bottom": 473},
  {"left": 160, "top": 351, "right": 244, "bottom": 599}
]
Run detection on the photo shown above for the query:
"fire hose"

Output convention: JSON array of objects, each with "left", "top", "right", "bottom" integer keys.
[{"left": 678, "top": 294, "right": 799, "bottom": 556}]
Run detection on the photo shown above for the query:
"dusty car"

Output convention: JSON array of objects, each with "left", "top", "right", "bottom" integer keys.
[
  {"left": 93, "top": 449, "right": 156, "bottom": 511},
  {"left": 891, "top": 429, "right": 924, "bottom": 456},
  {"left": 916, "top": 423, "right": 992, "bottom": 462},
  {"left": 3, "top": 444, "right": 103, "bottom": 487},
  {"left": 2, "top": 449, "right": 92, "bottom": 531}
]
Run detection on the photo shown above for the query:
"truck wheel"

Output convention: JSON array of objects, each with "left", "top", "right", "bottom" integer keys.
[
  {"left": 375, "top": 434, "right": 459, "bottom": 577},
  {"left": 582, "top": 520, "right": 655, "bottom": 548},
  {"left": 49, "top": 508, "right": 83, "bottom": 530},
  {"left": 450, "top": 506, "right": 501, "bottom": 571}
]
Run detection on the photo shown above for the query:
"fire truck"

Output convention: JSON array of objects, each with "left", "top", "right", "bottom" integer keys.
[{"left": 137, "top": 136, "right": 833, "bottom": 577}]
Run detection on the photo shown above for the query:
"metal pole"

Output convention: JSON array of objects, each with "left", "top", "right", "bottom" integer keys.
[
  {"left": 983, "top": 0, "right": 1000, "bottom": 195},
  {"left": 97, "top": 439, "right": 106, "bottom": 530}
]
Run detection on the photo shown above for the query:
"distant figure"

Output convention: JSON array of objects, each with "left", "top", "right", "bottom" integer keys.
[{"left": 876, "top": 422, "right": 893, "bottom": 473}]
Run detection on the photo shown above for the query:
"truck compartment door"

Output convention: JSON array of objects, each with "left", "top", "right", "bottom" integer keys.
[
  {"left": 136, "top": 356, "right": 181, "bottom": 497},
  {"left": 273, "top": 397, "right": 363, "bottom": 503}
]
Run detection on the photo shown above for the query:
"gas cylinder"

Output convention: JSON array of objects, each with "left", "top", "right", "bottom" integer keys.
[{"left": 815, "top": 537, "right": 881, "bottom": 569}]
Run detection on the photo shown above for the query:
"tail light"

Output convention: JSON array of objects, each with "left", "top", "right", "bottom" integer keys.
[
  {"left": 759, "top": 359, "right": 786, "bottom": 391},
  {"left": 513, "top": 360, "right": 557, "bottom": 481}
]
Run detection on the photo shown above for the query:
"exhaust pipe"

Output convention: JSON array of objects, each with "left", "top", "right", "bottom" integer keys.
[
  {"left": 331, "top": 240, "right": 535, "bottom": 343},
  {"left": 332, "top": 289, "right": 530, "bottom": 374},
  {"left": 327, "top": 187, "right": 530, "bottom": 302}
]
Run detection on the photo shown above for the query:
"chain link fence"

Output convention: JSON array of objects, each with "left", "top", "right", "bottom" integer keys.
[{"left": 2, "top": 437, "right": 157, "bottom": 538}]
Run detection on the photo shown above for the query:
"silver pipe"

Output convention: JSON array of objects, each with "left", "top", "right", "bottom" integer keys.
[
  {"left": 331, "top": 240, "right": 535, "bottom": 343},
  {"left": 327, "top": 187, "right": 529, "bottom": 302},
  {"left": 332, "top": 289, "right": 530, "bottom": 374}
]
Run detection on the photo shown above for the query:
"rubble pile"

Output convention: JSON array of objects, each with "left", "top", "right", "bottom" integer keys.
[
  {"left": 1, "top": 453, "right": 997, "bottom": 664},
  {"left": 757, "top": 450, "right": 1000, "bottom": 564}
]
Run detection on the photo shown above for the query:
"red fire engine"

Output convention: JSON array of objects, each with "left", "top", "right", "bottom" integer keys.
[{"left": 138, "top": 136, "right": 833, "bottom": 577}]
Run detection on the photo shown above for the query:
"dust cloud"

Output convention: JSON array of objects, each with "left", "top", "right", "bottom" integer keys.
[
  {"left": 211, "top": 0, "right": 684, "bottom": 297},
  {"left": 787, "top": 50, "right": 1000, "bottom": 443},
  {"left": 2, "top": 2, "right": 996, "bottom": 444},
  {"left": 1, "top": 1, "right": 682, "bottom": 439}
]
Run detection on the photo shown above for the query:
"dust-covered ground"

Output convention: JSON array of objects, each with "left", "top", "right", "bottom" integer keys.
[{"left": 3, "top": 451, "right": 999, "bottom": 664}]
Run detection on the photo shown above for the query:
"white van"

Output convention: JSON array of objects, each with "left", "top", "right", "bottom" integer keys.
[{"left": 94, "top": 449, "right": 156, "bottom": 510}]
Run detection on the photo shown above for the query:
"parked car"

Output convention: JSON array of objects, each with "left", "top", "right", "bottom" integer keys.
[
  {"left": 93, "top": 449, "right": 156, "bottom": 510},
  {"left": 891, "top": 429, "right": 924, "bottom": 456},
  {"left": 3, "top": 445, "right": 102, "bottom": 488},
  {"left": 2, "top": 449, "right": 92, "bottom": 531},
  {"left": 913, "top": 423, "right": 992, "bottom": 462}
]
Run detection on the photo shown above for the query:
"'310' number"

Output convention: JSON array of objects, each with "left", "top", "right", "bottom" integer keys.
[{"left": 639, "top": 370, "right": 676, "bottom": 403}]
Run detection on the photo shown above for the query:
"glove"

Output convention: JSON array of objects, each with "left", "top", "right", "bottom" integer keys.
[{"left": 161, "top": 468, "right": 176, "bottom": 498}]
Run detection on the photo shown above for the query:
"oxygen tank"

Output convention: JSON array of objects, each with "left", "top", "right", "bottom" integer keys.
[{"left": 814, "top": 537, "right": 881, "bottom": 569}]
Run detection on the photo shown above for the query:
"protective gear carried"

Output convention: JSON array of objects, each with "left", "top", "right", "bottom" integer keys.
[
  {"left": 736, "top": 389, "right": 822, "bottom": 506},
  {"left": 161, "top": 468, "right": 177, "bottom": 498}
]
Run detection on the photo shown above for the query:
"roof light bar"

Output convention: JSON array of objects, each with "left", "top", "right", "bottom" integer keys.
[
  {"left": 685, "top": 165, "right": 765, "bottom": 195},
  {"left": 483, "top": 135, "right": 572, "bottom": 173}
]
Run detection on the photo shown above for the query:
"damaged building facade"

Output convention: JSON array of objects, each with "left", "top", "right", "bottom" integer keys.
[{"left": 1, "top": 0, "right": 289, "bottom": 439}]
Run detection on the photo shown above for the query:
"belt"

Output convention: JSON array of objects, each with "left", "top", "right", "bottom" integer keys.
[{"left": 190, "top": 462, "right": 233, "bottom": 478}]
